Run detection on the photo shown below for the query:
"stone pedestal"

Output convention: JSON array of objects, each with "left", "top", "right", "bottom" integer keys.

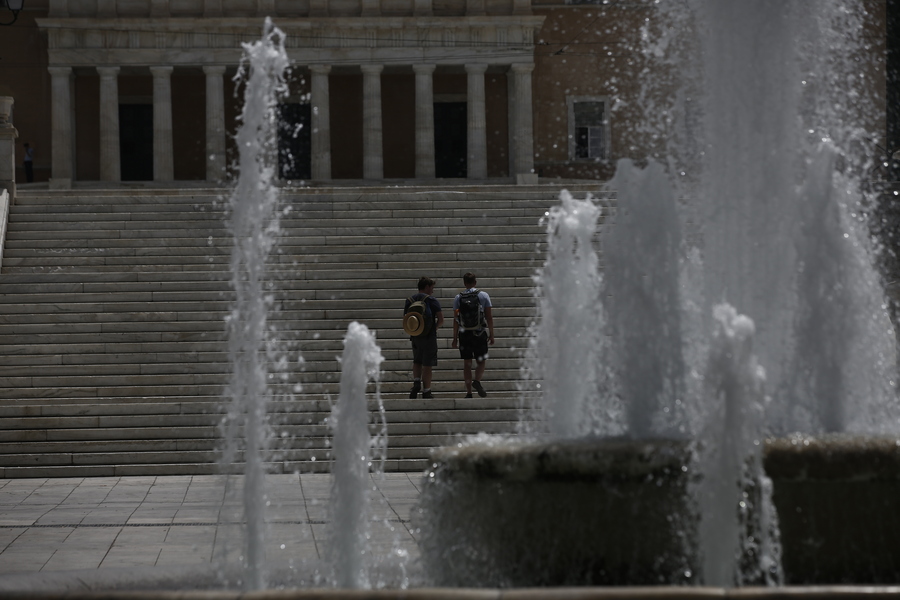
[
  {"left": 765, "top": 435, "right": 900, "bottom": 585},
  {"left": 415, "top": 437, "right": 696, "bottom": 587}
]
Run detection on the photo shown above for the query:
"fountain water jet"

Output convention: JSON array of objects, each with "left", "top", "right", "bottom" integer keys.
[
  {"left": 522, "top": 190, "right": 609, "bottom": 438},
  {"left": 219, "top": 18, "right": 289, "bottom": 591},
  {"left": 417, "top": 0, "right": 900, "bottom": 587},
  {"left": 328, "top": 322, "right": 387, "bottom": 589}
]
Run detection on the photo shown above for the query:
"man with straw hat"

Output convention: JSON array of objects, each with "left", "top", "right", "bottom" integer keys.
[{"left": 403, "top": 276, "right": 444, "bottom": 399}]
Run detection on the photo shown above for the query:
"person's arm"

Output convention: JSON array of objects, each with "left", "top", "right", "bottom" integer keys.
[
  {"left": 484, "top": 306, "right": 494, "bottom": 345},
  {"left": 452, "top": 311, "right": 459, "bottom": 348},
  {"left": 435, "top": 310, "right": 445, "bottom": 329}
]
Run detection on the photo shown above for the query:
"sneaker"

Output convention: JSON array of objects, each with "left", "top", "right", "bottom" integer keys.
[
  {"left": 473, "top": 380, "right": 486, "bottom": 398},
  {"left": 409, "top": 381, "right": 421, "bottom": 399},
  {"left": 465, "top": 393, "right": 473, "bottom": 398},
  {"left": 422, "top": 391, "right": 434, "bottom": 399}
]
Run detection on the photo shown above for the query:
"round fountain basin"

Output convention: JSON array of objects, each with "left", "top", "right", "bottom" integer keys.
[
  {"left": 415, "top": 435, "right": 900, "bottom": 587},
  {"left": 414, "top": 436, "right": 697, "bottom": 587},
  {"left": 765, "top": 435, "right": 900, "bottom": 585}
]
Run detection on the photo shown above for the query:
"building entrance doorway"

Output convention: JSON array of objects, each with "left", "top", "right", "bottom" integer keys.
[
  {"left": 434, "top": 102, "right": 466, "bottom": 178},
  {"left": 278, "top": 103, "right": 312, "bottom": 180},
  {"left": 119, "top": 104, "right": 153, "bottom": 181}
]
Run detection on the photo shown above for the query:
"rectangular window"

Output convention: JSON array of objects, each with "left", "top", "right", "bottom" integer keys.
[{"left": 573, "top": 101, "right": 605, "bottom": 159}]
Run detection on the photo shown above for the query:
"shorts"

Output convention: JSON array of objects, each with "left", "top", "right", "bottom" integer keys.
[
  {"left": 458, "top": 330, "right": 488, "bottom": 362},
  {"left": 411, "top": 334, "right": 438, "bottom": 367}
]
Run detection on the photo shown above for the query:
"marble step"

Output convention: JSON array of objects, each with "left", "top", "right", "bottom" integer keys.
[
  {"left": 0, "top": 354, "right": 527, "bottom": 377},
  {"left": 2, "top": 241, "right": 546, "bottom": 261},
  {"left": 0, "top": 376, "right": 529, "bottom": 400},
  {"left": 0, "top": 270, "right": 541, "bottom": 291},
  {"left": 0, "top": 395, "right": 522, "bottom": 415},
  {"left": 3, "top": 231, "right": 548, "bottom": 248},
  {"left": 0, "top": 419, "right": 519, "bottom": 444},
  {"left": 8, "top": 215, "right": 557, "bottom": 232},
  {"left": 8, "top": 203, "right": 562, "bottom": 221},
  {"left": 15, "top": 187, "right": 603, "bottom": 206}
]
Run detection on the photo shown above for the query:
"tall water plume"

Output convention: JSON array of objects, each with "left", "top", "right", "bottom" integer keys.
[
  {"left": 523, "top": 190, "right": 610, "bottom": 437},
  {"left": 606, "top": 159, "right": 685, "bottom": 438},
  {"left": 328, "top": 322, "right": 387, "bottom": 588},
  {"left": 673, "top": 0, "right": 898, "bottom": 434},
  {"left": 220, "top": 19, "right": 289, "bottom": 591}
]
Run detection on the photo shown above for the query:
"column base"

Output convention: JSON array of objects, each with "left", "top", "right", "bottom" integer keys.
[
  {"left": 0, "top": 181, "right": 14, "bottom": 200},
  {"left": 49, "top": 177, "right": 72, "bottom": 190},
  {"left": 516, "top": 173, "right": 538, "bottom": 185}
]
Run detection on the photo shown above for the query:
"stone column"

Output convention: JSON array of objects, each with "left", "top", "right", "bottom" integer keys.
[
  {"left": 0, "top": 97, "right": 18, "bottom": 198},
  {"left": 97, "top": 67, "right": 121, "bottom": 182},
  {"left": 150, "top": 66, "right": 175, "bottom": 182},
  {"left": 511, "top": 63, "right": 537, "bottom": 184},
  {"left": 466, "top": 63, "right": 488, "bottom": 180},
  {"left": 48, "top": 66, "right": 73, "bottom": 189},
  {"left": 361, "top": 64, "right": 384, "bottom": 180},
  {"left": 310, "top": 65, "right": 332, "bottom": 181},
  {"left": 203, "top": 66, "right": 227, "bottom": 182},
  {"left": 361, "top": 0, "right": 380, "bottom": 17},
  {"left": 413, "top": 64, "right": 436, "bottom": 179},
  {"left": 203, "top": 0, "right": 223, "bottom": 17}
]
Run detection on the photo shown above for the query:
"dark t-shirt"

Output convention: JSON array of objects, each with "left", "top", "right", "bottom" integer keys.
[{"left": 404, "top": 293, "right": 442, "bottom": 338}]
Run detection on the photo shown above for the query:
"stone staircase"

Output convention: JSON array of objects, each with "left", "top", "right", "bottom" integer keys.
[{"left": 0, "top": 184, "right": 608, "bottom": 477}]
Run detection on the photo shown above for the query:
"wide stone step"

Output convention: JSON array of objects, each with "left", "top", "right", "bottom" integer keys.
[
  {"left": 0, "top": 394, "right": 521, "bottom": 416},
  {"left": 0, "top": 269, "right": 542, "bottom": 291},
  {"left": 8, "top": 204, "right": 563, "bottom": 222},
  {"left": 0, "top": 374, "right": 528, "bottom": 399},
  {"left": 9, "top": 215, "right": 557, "bottom": 233},
  {"left": 0, "top": 185, "right": 569, "bottom": 475},
  {"left": 0, "top": 418, "right": 518, "bottom": 443},
  {"left": 3, "top": 232, "right": 549, "bottom": 249},
  {"left": 0, "top": 353, "right": 526, "bottom": 376}
]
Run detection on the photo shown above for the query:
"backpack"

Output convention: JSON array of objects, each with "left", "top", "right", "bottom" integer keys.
[
  {"left": 403, "top": 294, "right": 433, "bottom": 337},
  {"left": 458, "top": 289, "right": 485, "bottom": 330}
]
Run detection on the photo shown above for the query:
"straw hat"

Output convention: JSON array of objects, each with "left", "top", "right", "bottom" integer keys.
[{"left": 403, "top": 312, "right": 427, "bottom": 336}]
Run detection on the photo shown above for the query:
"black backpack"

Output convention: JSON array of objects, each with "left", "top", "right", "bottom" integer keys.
[
  {"left": 458, "top": 289, "right": 484, "bottom": 330},
  {"left": 403, "top": 294, "right": 433, "bottom": 337}
]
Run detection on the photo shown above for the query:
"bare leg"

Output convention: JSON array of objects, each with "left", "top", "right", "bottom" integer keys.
[
  {"left": 474, "top": 360, "right": 486, "bottom": 383},
  {"left": 463, "top": 359, "right": 473, "bottom": 394},
  {"left": 422, "top": 365, "right": 433, "bottom": 389}
]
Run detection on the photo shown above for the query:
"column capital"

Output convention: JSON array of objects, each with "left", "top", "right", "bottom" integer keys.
[
  {"left": 48, "top": 66, "right": 73, "bottom": 78},
  {"left": 202, "top": 65, "right": 227, "bottom": 76},
  {"left": 413, "top": 63, "right": 436, "bottom": 75},
  {"left": 465, "top": 63, "right": 489, "bottom": 74},
  {"left": 97, "top": 66, "right": 120, "bottom": 78},
  {"left": 361, "top": 64, "right": 384, "bottom": 75},
  {"left": 150, "top": 66, "right": 174, "bottom": 77},
  {"left": 511, "top": 63, "right": 535, "bottom": 74},
  {"left": 310, "top": 64, "right": 332, "bottom": 75}
]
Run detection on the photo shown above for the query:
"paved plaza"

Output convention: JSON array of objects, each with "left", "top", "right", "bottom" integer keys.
[{"left": 0, "top": 473, "right": 423, "bottom": 590}]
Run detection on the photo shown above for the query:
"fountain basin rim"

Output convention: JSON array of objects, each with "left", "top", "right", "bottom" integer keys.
[{"left": 427, "top": 434, "right": 900, "bottom": 483}]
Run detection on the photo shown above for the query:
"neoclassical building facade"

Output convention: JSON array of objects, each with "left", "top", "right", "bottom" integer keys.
[
  {"left": 36, "top": 0, "right": 548, "bottom": 187},
  {"left": 1, "top": 0, "right": 888, "bottom": 186}
]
